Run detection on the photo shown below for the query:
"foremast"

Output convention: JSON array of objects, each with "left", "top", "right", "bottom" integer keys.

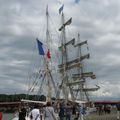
[
  {"left": 25, "top": 6, "right": 57, "bottom": 102},
  {"left": 45, "top": 5, "right": 51, "bottom": 101},
  {"left": 41, "top": 6, "right": 57, "bottom": 102}
]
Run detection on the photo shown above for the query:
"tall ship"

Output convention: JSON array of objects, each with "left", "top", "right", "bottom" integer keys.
[
  {"left": 12, "top": 5, "right": 100, "bottom": 120},
  {"left": 24, "top": 5, "right": 100, "bottom": 104}
]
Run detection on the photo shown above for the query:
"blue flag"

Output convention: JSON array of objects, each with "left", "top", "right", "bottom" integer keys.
[
  {"left": 75, "top": 0, "right": 80, "bottom": 3},
  {"left": 36, "top": 38, "right": 45, "bottom": 55},
  {"left": 59, "top": 4, "right": 64, "bottom": 14}
]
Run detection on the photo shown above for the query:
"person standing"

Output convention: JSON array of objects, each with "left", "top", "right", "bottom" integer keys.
[
  {"left": 59, "top": 102, "right": 65, "bottom": 120},
  {"left": 30, "top": 104, "right": 40, "bottom": 120},
  {"left": 116, "top": 103, "right": 120, "bottom": 120},
  {"left": 19, "top": 107, "right": 26, "bottom": 120},
  {"left": 65, "top": 102, "right": 72, "bottom": 120},
  {"left": 44, "top": 101, "right": 57, "bottom": 120},
  {"left": 79, "top": 104, "right": 86, "bottom": 120}
]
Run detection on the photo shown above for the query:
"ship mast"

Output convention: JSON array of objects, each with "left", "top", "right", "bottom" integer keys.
[
  {"left": 45, "top": 5, "right": 56, "bottom": 102},
  {"left": 35, "top": 6, "right": 57, "bottom": 102},
  {"left": 59, "top": 12, "right": 75, "bottom": 102},
  {"left": 58, "top": 10, "right": 100, "bottom": 102},
  {"left": 77, "top": 33, "right": 84, "bottom": 100},
  {"left": 76, "top": 33, "right": 89, "bottom": 101}
]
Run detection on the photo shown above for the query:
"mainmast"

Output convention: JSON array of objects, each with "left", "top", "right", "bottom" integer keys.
[
  {"left": 58, "top": 8, "right": 100, "bottom": 102},
  {"left": 59, "top": 11, "right": 75, "bottom": 102},
  {"left": 60, "top": 13, "right": 69, "bottom": 101}
]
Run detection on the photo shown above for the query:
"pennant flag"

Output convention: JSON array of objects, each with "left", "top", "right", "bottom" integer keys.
[
  {"left": 36, "top": 38, "right": 45, "bottom": 55},
  {"left": 59, "top": 4, "right": 64, "bottom": 14},
  {"left": 46, "top": 5, "right": 48, "bottom": 16},
  {"left": 75, "top": 0, "right": 80, "bottom": 3},
  {"left": 47, "top": 49, "right": 51, "bottom": 59},
  {"left": 64, "top": 17, "right": 72, "bottom": 26}
]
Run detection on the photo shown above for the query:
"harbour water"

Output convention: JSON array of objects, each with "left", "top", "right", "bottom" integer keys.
[{"left": 2, "top": 113, "right": 14, "bottom": 120}]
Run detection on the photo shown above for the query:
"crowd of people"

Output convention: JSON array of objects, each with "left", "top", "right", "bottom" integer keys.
[
  {"left": 15, "top": 101, "right": 120, "bottom": 120},
  {"left": 16, "top": 100, "right": 87, "bottom": 120},
  {"left": 96, "top": 104, "right": 111, "bottom": 115}
]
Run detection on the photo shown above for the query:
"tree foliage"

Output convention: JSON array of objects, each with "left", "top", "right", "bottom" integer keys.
[{"left": 0, "top": 94, "right": 47, "bottom": 102}]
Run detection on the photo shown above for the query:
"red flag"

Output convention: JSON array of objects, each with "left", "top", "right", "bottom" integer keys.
[{"left": 47, "top": 49, "right": 51, "bottom": 59}]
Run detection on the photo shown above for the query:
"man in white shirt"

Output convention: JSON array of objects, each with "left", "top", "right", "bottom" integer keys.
[{"left": 30, "top": 104, "right": 40, "bottom": 120}]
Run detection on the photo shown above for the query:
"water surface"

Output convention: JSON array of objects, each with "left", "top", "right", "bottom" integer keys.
[{"left": 2, "top": 113, "right": 14, "bottom": 120}]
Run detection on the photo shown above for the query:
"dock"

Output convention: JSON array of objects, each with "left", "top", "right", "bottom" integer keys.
[
  {"left": 76, "top": 107, "right": 118, "bottom": 120},
  {"left": 84, "top": 113, "right": 117, "bottom": 120}
]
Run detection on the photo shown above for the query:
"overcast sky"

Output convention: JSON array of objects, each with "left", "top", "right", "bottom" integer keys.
[{"left": 0, "top": 0, "right": 120, "bottom": 100}]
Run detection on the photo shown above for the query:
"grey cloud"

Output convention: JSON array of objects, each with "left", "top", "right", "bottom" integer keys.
[{"left": 0, "top": 0, "right": 120, "bottom": 100}]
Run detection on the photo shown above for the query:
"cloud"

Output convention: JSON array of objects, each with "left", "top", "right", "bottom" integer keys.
[{"left": 0, "top": 0, "right": 120, "bottom": 100}]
